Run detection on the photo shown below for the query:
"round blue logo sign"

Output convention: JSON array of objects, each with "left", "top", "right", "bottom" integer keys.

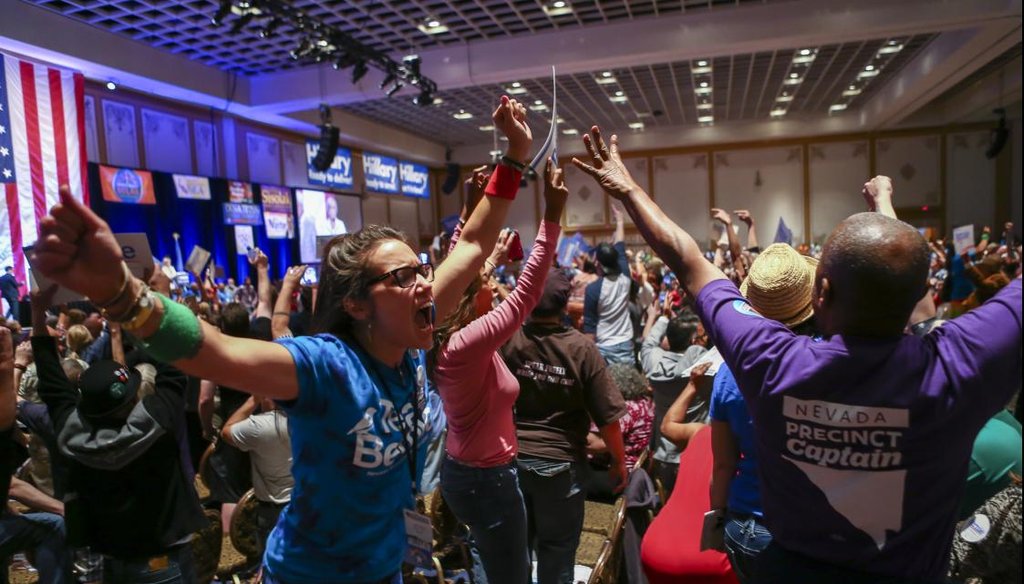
[
  {"left": 112, "top": 169, "right": 144, "bottom": 202},
  {"left": 732, "top": 299, "right": 764, "bottom": 318}
]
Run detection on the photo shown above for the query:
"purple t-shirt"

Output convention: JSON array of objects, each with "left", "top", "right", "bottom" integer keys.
[{"left": 695, "top": 278, "right": 1022, "bottom": 581}]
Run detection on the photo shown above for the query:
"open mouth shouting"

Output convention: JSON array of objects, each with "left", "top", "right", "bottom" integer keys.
[{"left": 414, "top": 301, "right": 436, "bottom": 332}]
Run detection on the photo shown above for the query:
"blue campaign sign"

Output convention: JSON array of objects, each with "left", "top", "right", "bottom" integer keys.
[
  {"left": 363, "top": 152, "right": 400, "bottom": 194},
  {"left": 223, "top": 202, "right": 264, "bottom": 226},
  {"left": 399, "top": 161, "right": 430, "bottom": 198},
  {"left": 306, "top": 139, "right": 354, "bottom": 190}
]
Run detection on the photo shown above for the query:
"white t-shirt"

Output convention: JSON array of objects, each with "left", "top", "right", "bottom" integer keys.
[{"left": 229, "top": 411, "right": 294, "bottom": 504}]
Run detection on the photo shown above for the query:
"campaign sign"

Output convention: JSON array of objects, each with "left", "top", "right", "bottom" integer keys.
[
  {"left": 172, "top": 174, "right": 212, "bottom": 200},
  {"left": 261, "top": 185, "right": 294, "bottom": 239},
  {"left": 100, "top": 166, "right": 156, "bottom": 205},
  {"left": 952, "top": 224, "right": 975, "bottom": 256},
  {"left": 229, "top": 181, "right": 254, "bottom": 204},
  {"left": 306, "top": 139, "right": 354, "bottom": 189},
  {"left": 223, "top": 202, "right": 264, "bottom": 226},
  {"left": 400, "top": 161, "right": 430, "bottom": 198},
  {"left": 363, "top": 152, "right": 400, "bottom": 194}
]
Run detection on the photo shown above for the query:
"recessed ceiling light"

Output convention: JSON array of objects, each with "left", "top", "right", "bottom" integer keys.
[
  {"left": 106, "top": 81, "right": 117, "bottom": 91},
  {"left": 776, "top": 94, "right": 793, "bottom": 102},
  {"left": 602, "top": 71, "right": 613, "bottom": 78},
  {"left": 418, "top": 19, "right": 449, "bottom": 34},
  {"left": 562, "top": 128, "right": 579, "bottom": 135},
  {"left": 698, "top": 115, "right": 714, "bottom": 124},
  {"left": 842, "top": 87, "right": 862, "bottom": 97},
  {"left": 864, "top": 64, "right": 875, "bottom": 71},
  {"left": 453, "top": 110, "right": 473, "bottom": 120},
  {"left": 609, "top": 95, "right": 629, "bottom": 103},
  {"left": 829, "top": 103, "right": 848, "bottom": 112},
  {"left": 614, "top": 90, "right": 624, "bottom": 96},
  {"left": 432, "top": 97, "right": 444, "bottom": 105},
  {"left": 878, "top": 43, "right": 904, "bottom": 55},
  {"left": 799, "top": 49, "right": 812, "bottom": 56},
  {"left": 770, "top": 108, "right": 787, "bottom": 117},
  {"left": 784, "top": 77, "right": 803, "bottom": 85},
  {"left": 699, "top": 81, "right": 709, "bottom": 88},
  {"left": 697, "top": 102, "right": 714, "bottom": 110},
  {"left": 857, "top": 69, "right": 879, "bottom": 79},
  {"left": 512, "top": 81, "right": 522, "bottom": 88},
  {"left": 695, "top": 87, "right": 713, "bottom": 95},
  {"left": 697, "top": 60, "right": 708, "bottom": 67},
  {"left": 544, "top": 0, "right": 573, "bottom": 16},
  {"left": 479, "top": 125, "right": 495, "bottom": 131},
  {"left": 506, "top": 83, "right": 528, "bottom": 95},
  {"left": 489, "top": 149, "right": 503, "bottom": 157},
  {"left": 534, "top": 100, "right": 543, "bottom": 105},
  {"left": 790, "top": 72, "right": 799, "bottom": 78},
  {"left": 596, "top": 74, "right": 617, "bottom": 85},
  {"left": 628, "top": 122, "right": 645, "bottom": 130},
  {"left": 529, "top": 102, "right": 549, "bottom": 111}
]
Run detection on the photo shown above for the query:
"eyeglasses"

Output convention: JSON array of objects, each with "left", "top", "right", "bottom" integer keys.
[{"left": 369, "top": 263, "right": 434, "bottom": 289}]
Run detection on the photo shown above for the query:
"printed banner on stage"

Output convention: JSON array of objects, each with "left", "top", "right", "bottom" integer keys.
[
  {"left": 99, "top": 165, "right": 156, "bottom": 205},
  {"left": 399, "top": 161, "right": 430, "bottom": 198},
  {"left": 261, "top": 185, "right": 295, "bottom": 239},
  {"left": 223, "top": 202, "right": 263, "bottom": 226},
  {"left": 363, "top": 152, "right": 399, "bottom": 194},
  {"left": 172, "top": 174, "right": 211, "bottom": 200},
  {"left": 228, "top": 180, "right": 254, "bottom": 203},
  {"left": 306, "top": 139, "right": 354, "bottom": 189}
]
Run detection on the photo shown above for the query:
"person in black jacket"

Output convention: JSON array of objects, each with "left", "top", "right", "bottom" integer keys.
[{"left": 33, "top": 289, "right": 206, "bottom": 583}]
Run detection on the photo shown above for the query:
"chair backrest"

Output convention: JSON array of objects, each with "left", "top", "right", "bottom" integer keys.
[
  {"left": 229, "top": 488, "right": 263, "bottom": 563},
  {"left": 191, "top": 508, "right": 223, "bottom": 584}
]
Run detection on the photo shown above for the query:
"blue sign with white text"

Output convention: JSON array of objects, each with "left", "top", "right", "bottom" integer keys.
[
  {"left": 306, "top": 139, "right": 354, "bottom": 190},
  {"left": 363, "top": 152, "right": 400, "bottom": 194},
  {"left": 223, "top": 202, "right": 264, "bottom": 226},
  {"left": 399, "top": 161, "right": 430, "bottom": 198}
]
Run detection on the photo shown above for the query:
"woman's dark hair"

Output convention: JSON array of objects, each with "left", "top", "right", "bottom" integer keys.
[
  {"left": 607, "top": 363, "right": 649, "bottom": 401},
  {"left": 427, "top": 275, "right": 484, "bottom": 380},
  {"left": 312, "top": 225, "right": 409, "bottom": 335}
]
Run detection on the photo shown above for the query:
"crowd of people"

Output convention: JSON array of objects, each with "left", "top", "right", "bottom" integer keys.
[{"left": 0, "top": 95, "right": 1020, "bottom": 584}]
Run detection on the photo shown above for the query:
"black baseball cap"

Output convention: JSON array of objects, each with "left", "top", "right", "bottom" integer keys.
[
  {"left": 77, "top": 360, "right": 141, "bottom": 420},
  {"left": 533, "top": 269, "right": 572, "bottom": 317}
]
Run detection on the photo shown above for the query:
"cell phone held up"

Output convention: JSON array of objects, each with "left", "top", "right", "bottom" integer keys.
[{"left": 507, "top": 229, "right": 524, "bottom": 262}]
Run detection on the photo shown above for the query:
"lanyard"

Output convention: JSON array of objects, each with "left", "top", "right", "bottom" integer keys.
[{"left": 361, "top": 349, "right": 421, "bottom": 500}]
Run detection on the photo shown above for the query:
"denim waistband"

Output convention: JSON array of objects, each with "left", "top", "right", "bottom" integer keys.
[{"left": 443, "top": 452, "right": 516, "bottom": 469}]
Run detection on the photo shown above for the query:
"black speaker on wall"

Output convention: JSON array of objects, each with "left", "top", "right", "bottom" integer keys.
[
  {"left": 312, "top": 103, "right": 340, "bottom": 171},
  {"left": 441, "top": 162, "right": 461, "bottom": 195},
  {"left": 312, "top": 124, "right": 340, "bottom": 171},
  {"left": 985, "top": 108, "right": 1008, "bottom": 160}
]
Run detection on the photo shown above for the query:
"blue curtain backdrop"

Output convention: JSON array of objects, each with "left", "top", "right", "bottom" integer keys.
[{"left": 87, "top": 163, "right": 297, "bottom": 283}]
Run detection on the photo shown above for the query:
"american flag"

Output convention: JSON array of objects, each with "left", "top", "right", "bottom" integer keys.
[{"left": 1, "top": 52, "right": 89, "bottom": 296}]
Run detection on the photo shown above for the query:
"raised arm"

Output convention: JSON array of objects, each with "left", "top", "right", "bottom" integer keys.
[
  {"left": 433, "top": 96, "right": 531, "bottom": 323},
  {"left": 272, "top": 265, "right": 305, "bottom": 339},
  {"left": 661, "top": 362, "right": 711, "bottom": 449},
  {"left": 252, "top": 249, "right": 272, "bottom": 319},
  {"left": 572, "top": 127, "right": 725, "bottom": 299},
  {"left": 30, "top": 187, "right": 300, "bottom": 401},
  {"left": 712, "top": 208, "right": 745, "bottom": 281},
  {"left": 735, "top": 210, "right": 758, "bottom": 251}
]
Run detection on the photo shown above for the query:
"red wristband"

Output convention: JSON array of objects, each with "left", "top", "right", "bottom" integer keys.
[{"left": 484, "top": 164, "right": 521, "bottom": 200}]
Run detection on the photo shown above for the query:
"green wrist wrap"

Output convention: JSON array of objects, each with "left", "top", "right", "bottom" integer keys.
[{"left": 136, "top": 293, "right": 204, "bottom": 363}]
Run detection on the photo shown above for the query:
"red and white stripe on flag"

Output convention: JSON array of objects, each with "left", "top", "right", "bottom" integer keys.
[{"left": 0, "top": 51, "right": 89, "bottom": 297}]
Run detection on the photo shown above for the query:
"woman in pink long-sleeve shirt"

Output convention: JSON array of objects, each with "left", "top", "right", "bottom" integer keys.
[{"left": 433, "top": 160, "right": 569, "bottom": 584}]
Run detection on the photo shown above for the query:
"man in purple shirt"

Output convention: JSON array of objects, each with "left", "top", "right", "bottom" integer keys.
[{"left": 572, "top": 127, "right": 1021, "bottom": 584}]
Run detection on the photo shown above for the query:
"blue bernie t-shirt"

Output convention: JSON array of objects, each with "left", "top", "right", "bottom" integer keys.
[
  {"left": 265, "top": 334, "right": 438, "bottom": 583},
  {"left": 709, "top": 364, "right": 762, "bottom": 517}
]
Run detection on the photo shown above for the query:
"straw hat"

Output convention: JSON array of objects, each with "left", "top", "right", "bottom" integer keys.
[{"left": 739, "top": 243, "right": 818, "bottom": 327}]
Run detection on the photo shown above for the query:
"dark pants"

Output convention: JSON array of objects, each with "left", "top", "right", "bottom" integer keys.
[
  {"left": 441, "top": 456, "right": 530, "bottom": 584},
  {"left": 103, "top": 544, "right": 197, "bottom": 584},
  {"left": 255, "top": 501, "right": 286, "bottom": 551},
  {"left": 756, "top": 542, "right": 949, "bottom": 584},
  {"left": 2, "top": 295, "right": 17, "bottom": 321},
  {"left": 517, "top": 457, "right": 586, "bottom": 584},
  {"left": 263, "top": 568, "right": 401, "bottom": 584},
  {"left": 0, "top": 512, "right": 72, "bottom": 584},
  {"left": 723, "top": 513, "right": 772, "bottom": 584}
]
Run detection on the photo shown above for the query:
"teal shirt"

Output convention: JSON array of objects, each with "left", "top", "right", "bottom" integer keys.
[{"left": 960, "top": 409, "right": 1022, "bottom": 519}]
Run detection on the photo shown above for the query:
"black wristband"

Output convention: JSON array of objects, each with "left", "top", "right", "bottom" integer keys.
[{"left": 500, "top": 155, "right": 527, "bottom": 172}]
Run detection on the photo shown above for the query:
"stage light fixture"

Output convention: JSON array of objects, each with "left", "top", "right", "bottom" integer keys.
[
  {"left": 351, "top": 61, "right": 369, "bottom": 83},
  {"left": 259, "top": 17, "right": 280, "bottom": 38},
  {"left": 380, "top": 71, "right": 397, "bottom": 90},
  {"left": 986, "top": 109, "right": 1008, "bottom": 159},
  {"left": 414, "top": 89, "right": 434, "bottom": 106},
  {"left": 312, "top": 104, "right": 340, "bottom": 172},
  {"left": 387, "top": 82, "right": 404, "bottom": 98},
  {"left": 212, "top": 0, "right": 231, "bottom": 26}
]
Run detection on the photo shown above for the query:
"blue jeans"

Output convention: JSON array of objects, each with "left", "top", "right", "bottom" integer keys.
[
  {"left": 0, "top": 512, "right": 72, "bottom": 584},
  {"left": 755, "top": 541, "right": 947, "bottom": 584},
  {"left": 102, "top": 544, "right": 197, "bottom": 584},
  {"left": 441, "top": 456, "right": 530, "bottom": 584},
  {"left": 263, "top": 568, "right": 401, "bottom": 584},
  {"left": 723, "top": 514, "right": 772, "bottom": 584},
  {"left": 598, "top": 340, "right": 634, "bottom": 365},
  {"left": 517, "top": 457, "right": 585, "bottom": 584}
]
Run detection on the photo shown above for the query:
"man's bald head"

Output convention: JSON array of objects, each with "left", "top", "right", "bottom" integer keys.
[{"left": 815, "top": 213, "right": 929, "bottom": 337}]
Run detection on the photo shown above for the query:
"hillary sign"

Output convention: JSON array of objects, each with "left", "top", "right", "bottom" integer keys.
[
  {"left": 399, "top": 161, "right": 430, "bottom": 198},
  {"left": 363, "top": 152, "right": 399, "bottom": 194},
  {"left": 306, "top": 139, "right": 354, "bottom": 190}
]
